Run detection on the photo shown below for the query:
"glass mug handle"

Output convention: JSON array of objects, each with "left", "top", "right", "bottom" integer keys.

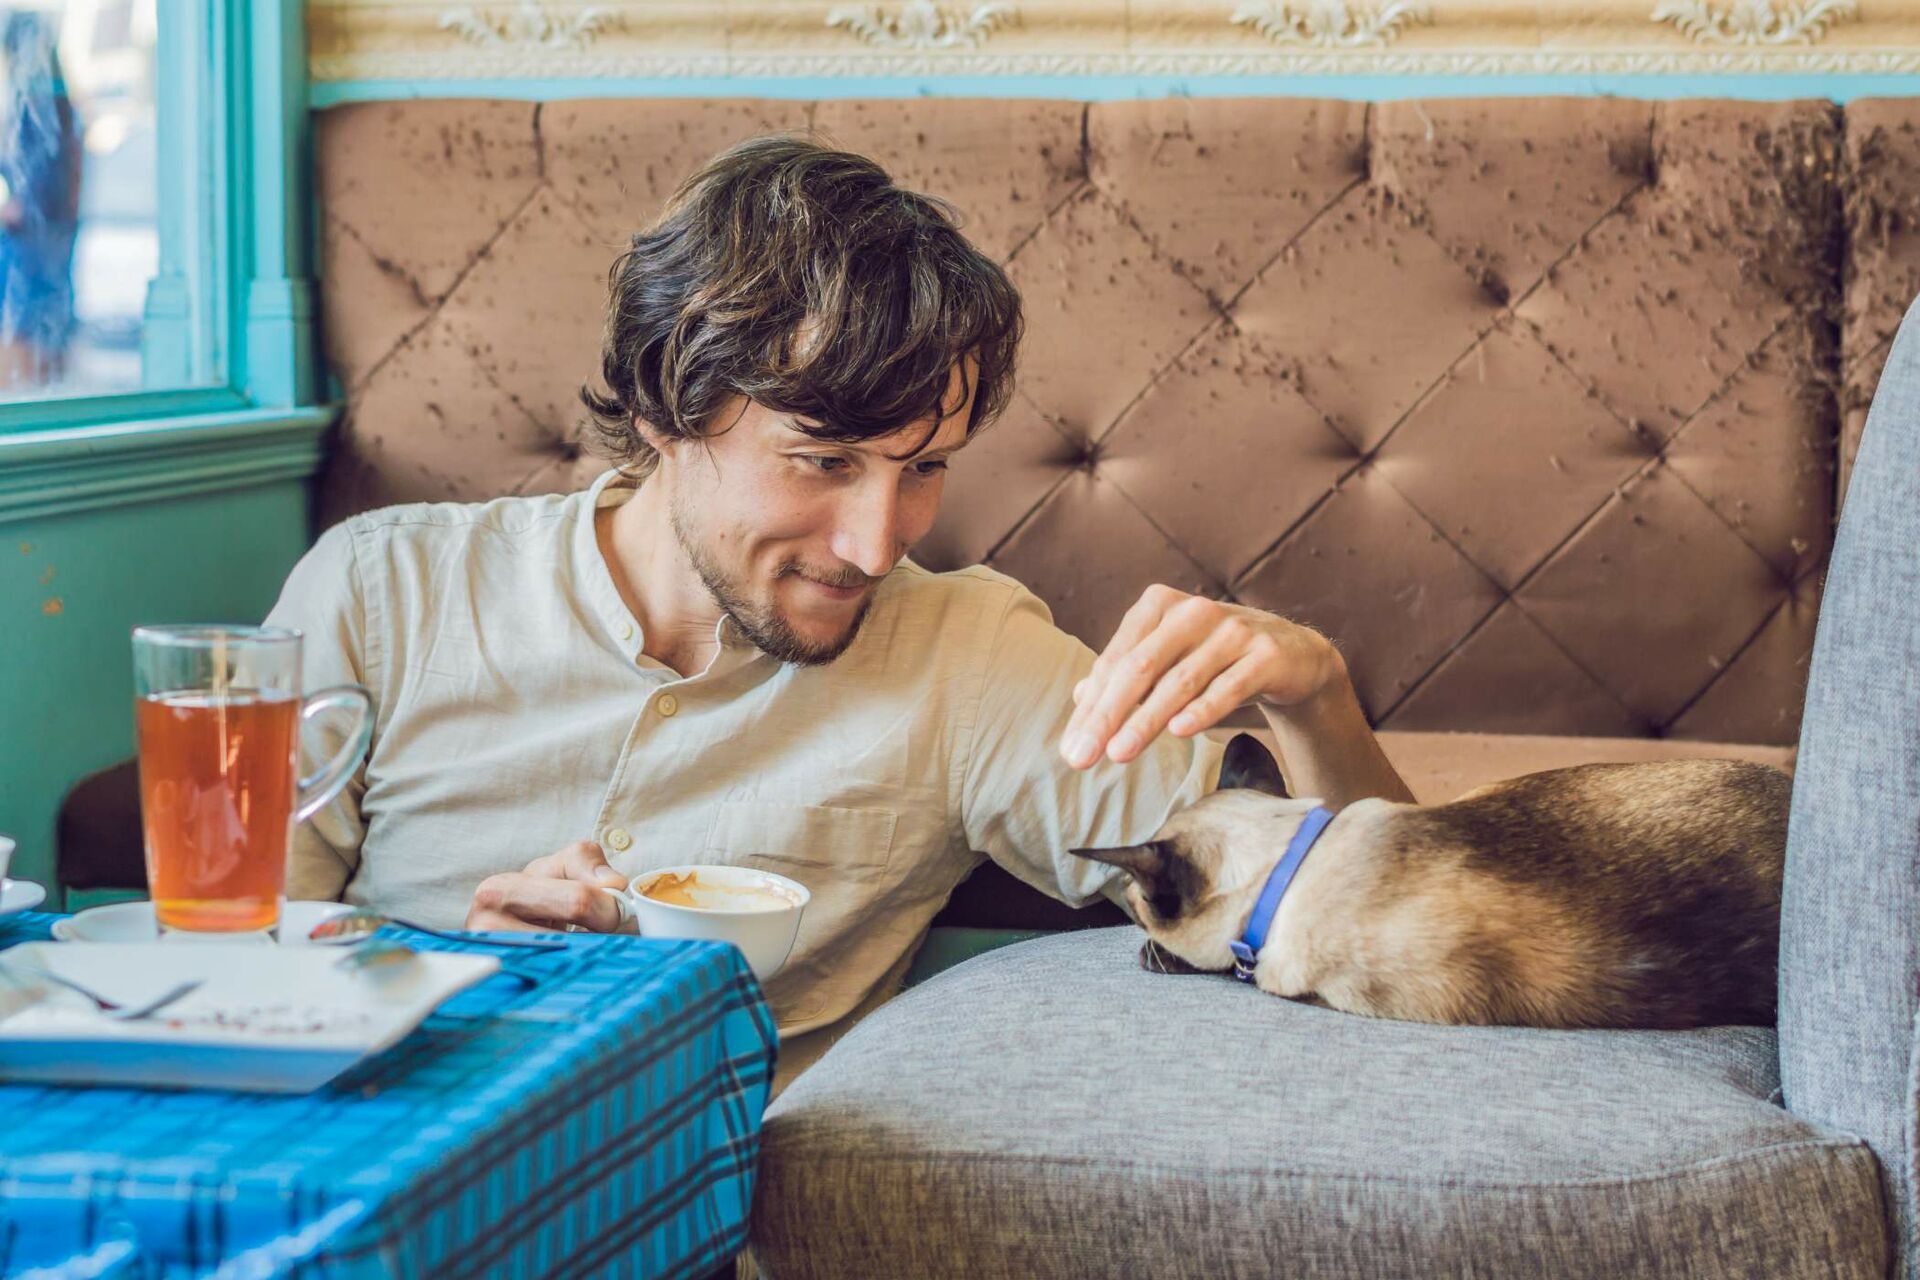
[{"left": 294, "top": 684, "right": 374, "bottom": 823}]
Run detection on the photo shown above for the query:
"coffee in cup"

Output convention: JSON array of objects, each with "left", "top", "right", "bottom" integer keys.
[
  {"left": 598, "top": 864, "right": 809, "bottom": 982},
  {"left": 638, "top": 869, "right": 801, "bottom": 913}
]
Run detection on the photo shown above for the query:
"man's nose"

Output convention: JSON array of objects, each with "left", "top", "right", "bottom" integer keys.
[{"left": 829, "top": 484, "right": 906, "bottom": 579}]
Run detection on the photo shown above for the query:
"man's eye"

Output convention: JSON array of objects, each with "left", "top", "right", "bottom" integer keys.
[
  {"left": 912, "top": 460, "right": 949, "bottom": 477},
  {"left": 802, "top": 455, "right": 849, "bottom": 473}
]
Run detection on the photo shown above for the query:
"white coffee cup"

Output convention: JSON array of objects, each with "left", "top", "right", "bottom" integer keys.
[{"left": 597, "top": 864, "right": 809, "bottom": 982}]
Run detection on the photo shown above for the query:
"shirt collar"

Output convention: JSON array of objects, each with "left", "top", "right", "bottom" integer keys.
[
  {"left": 578, "top": 467, "right": 764, "bottom": 669},
  {"left": 715, "top": 613, "right": 754, "bottom": 651},
  {"left": 577, "top": 468, "right": 647, "bottom": 660}
]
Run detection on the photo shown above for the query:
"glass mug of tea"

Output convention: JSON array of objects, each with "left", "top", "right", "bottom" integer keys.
[{"left": 133, "top": 625, "right": 372, "bottom": 936}]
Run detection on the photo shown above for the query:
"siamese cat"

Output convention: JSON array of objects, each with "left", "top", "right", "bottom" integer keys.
[{"left": 1072, "top": 735, "right": 1789, "bottom": 1030}]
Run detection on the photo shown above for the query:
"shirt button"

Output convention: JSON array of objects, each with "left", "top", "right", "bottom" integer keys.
[
  {"left": 604, "top": 827, "right": 633, "bottom": 852},
  {"left": 656, "top": 693, "right": 679, "bottom": 718},
  {"left": 616, "top": 620, "right": 634, "bottom": 642}
]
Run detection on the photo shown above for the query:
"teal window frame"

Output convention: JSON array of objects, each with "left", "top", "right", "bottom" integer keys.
[{"left": 0, "top": 0, "right": 321, "bottom": 436}]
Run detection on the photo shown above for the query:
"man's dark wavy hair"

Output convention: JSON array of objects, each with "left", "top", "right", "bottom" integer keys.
[{"left": 581, "top": 135, "right": 1024, "bottom": 472}]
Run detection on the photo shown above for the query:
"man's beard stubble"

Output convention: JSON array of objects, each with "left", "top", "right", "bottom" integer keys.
[{"left": 669, "top": 494, "right": 878, "bottom": 667}]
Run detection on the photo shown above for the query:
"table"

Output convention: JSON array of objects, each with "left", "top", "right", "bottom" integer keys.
[{"left": 0, "top": 911, "right": 778, "bottom": 1279}]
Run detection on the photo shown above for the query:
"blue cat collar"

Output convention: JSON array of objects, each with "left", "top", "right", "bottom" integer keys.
[{"left": 1229, "top": 805, "right": 1335, "bottom": 984}]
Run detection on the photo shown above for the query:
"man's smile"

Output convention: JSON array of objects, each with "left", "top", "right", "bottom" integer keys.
[{"left": 787, "top": 569, "right": 876, "bottom": 603}]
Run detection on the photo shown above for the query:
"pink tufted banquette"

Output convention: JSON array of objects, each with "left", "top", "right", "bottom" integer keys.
[{"left": 312, "top": 96, "right": 1920, "bottom": 750}]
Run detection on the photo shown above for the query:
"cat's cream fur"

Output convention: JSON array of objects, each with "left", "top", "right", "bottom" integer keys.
[{"left": 1072, "top": 736, "right": 1788, "bottom": 1029}]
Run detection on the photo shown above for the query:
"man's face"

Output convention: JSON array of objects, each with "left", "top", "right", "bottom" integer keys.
[{"left": 655, "top": 364, "right": 974, "bottom": 665}]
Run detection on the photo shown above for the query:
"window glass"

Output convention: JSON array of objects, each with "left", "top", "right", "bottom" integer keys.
[{"left": 0, "top": 2, "right": 209, "bottom": 402}]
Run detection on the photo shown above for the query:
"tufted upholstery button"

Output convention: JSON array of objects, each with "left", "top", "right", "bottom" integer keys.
[{"left": 1073, "top": 441, "right": 1102, "bottom": 473}]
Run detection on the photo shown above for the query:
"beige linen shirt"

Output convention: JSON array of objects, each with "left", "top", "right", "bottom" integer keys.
[{"left": 265, "top": 468, "right": 1222, "bottom": 1081}]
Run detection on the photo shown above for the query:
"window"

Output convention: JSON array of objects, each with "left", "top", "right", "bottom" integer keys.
[
  {"left": 0, "top": 0, "right": 319, "bottom": 435},
  {"left": 0, "top": 1, "right": 212, "bottom": 404}
]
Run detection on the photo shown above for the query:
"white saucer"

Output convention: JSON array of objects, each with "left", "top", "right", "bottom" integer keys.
[
  {"left": 0, "top": 940, "right": 498, "bottom": 1092},
  {"left": 0, "top": 880, "right": 46, "bottom": 917},
  {"left": 52, "top": 899, "right": 352, "bottom": 945}
]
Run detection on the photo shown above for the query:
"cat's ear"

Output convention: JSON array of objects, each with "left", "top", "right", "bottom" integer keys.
[
  {"left": 1219, "top": 733, "right": 1289, "bottom": 798},
  {"left": 1070, "top": 840, "right": 1202, "bottom": 922},
  {"left": 1070, "top": 840, "right": 1183, "bottom": 912},
  {"left": 1070, "top": 840, "right": 1168, "bottom": 882}
]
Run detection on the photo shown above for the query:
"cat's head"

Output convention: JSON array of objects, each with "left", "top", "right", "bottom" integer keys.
[{"left": 1070, "top": 733, "right": 1323, "bottom": 976}]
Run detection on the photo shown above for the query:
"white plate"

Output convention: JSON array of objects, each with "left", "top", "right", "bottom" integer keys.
[
  {"left": 0, "top": 880, "right": 46, "bottom": 917},
  {"left": 0, "top": 941, "right": 499, "bottom": 1092},
  {"left": 52, "top": 899, "right": 352, "bottom": 945}
]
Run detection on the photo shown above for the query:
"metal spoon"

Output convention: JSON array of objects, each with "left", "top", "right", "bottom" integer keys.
[
  {"left": 331, "top": 936, "right": 418, "bottom": 975},
  {"left": 307, "top": 908, "right": 567, "bottom": 951},
  {"left": 0, "top": 961, "right": 203, "bottom": 1021},
  {"left": 333, "top": 937, "right": 539, "bottom": 991}
]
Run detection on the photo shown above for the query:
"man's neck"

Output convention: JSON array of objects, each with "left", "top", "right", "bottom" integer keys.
[{"left": 596, "top": 478, "right": 724, "bottom": 677}]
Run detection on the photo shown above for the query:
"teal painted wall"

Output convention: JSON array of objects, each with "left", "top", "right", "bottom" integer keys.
[
  {"left": 0, "top": 1, "right": 320, "bottom": 903},
  {"left": 0, "top": 483, "right": 312, "bottom": 896}
]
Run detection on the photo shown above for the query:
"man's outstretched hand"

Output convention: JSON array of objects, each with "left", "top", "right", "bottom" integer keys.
[
  {"left": 1060, "top": 585, "right": 1342, "bottom": 769},
  {"left": 1062, "top": 584, "right": 1416, "bottom": 809}
]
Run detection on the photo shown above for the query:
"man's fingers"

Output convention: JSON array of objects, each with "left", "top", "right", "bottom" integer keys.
[
  {"left": 469, "top": 872, "right": 623, "bottom": 933},
  {"left": 466, "top": 883, "right": 558, "bottom": 931},
  {"left": 1098, "top": 586, "right": 1181, "bottom": 677},
  {"left": 1066, "top": 601, "right": 1223, "bottom": 766},
  {"left": 463, "top": 907, "right": 544, "bottom": 933},
  {"left": 468, "top": 840, "right": 629, "bottom": 934},
  {"left": 560, "top": 839, "right": 628, "bottom": 886},
  {"left": 1167, "top": 653, "right": 1266, "bottom": 738},
  {"left": 1108, "top": 630, "right": 1242, "bottom": 762},
  {"left": 520, "top": 839, "right": 626, "bottom": 887},
  {"left": 1075, "top": 591, "right": 1175, "bottom": 721},
  {"left": 1068, "top": 620, "right": 1186, "bottom": 764}
]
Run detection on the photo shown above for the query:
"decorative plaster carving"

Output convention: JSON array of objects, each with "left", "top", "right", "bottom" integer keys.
[
  {"left": 1229, "top": 1, "right": 1431, "bottom": 48},
  {"left": 304, "top": 0, "right": 1920, "bottom": 82},
  {"left": 309, "top": 48, "right": 1920, "bottom": 81},
  {"left": 1650, "top": 0, "right": 1859, "bottom": 44},
  {"left": 438, "top": 2, "right": 623, "bottom": 51},
  {"left": 826, "top": 2, "right": 1018, "bottom": 50}
]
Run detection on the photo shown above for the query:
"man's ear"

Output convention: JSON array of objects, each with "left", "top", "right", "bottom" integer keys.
[
  {"left": 633, "top": 414, "right": 673, "bottom": 455},
  {"left": 1219, "top": 733, "right": 1289, "bottom": 797}
]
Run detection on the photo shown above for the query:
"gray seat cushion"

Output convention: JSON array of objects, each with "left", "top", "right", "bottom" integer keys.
[{"left": 751, "top": 928, "right": 1888, "bottom": 1279}]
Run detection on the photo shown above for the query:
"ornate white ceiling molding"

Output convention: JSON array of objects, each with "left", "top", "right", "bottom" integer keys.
[
  {"left": 1229, "top": 2, "right": 1431, "bottom": 49},
  {"left": 1650, "top": 1, "right": 1859, "bottom": 46},
  {"left": 437, "top": 2, "right": 624, "bottom": 51},
  {"left": 826, "top": 3, "right": 1019, "bottom": 50},
  {"left": 307, "top": 1, "right": 1920, "bottom": 82}
]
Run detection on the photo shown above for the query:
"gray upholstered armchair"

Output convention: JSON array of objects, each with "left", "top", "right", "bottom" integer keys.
[{"left": 744, "top": 299, "right": 1920, "bottom": 1277}]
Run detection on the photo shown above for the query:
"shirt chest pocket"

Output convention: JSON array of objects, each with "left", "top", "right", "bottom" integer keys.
[{"left": 703, "top": 801, "right": 899, "bottom": 877}]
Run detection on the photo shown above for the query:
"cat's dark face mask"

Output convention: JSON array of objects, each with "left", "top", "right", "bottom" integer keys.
[{"left": 1071, "top": 733, "right": 1292, "bottom": 978}]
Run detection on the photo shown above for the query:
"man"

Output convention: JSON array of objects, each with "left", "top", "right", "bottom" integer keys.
[{"left": 267, "top": 136, "right": 1412, "bottom": 1088}]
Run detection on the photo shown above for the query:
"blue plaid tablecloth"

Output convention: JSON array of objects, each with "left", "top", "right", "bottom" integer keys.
[{"left": 0, "top": 910, "right": 778, "bottom": 1279}]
